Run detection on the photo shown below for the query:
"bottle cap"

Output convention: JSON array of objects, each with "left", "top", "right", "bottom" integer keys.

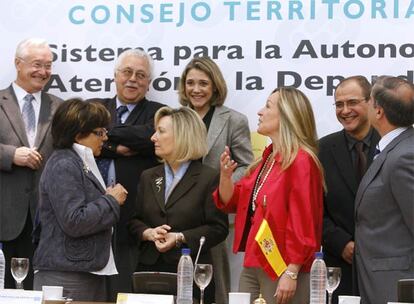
[
  {"left": 181, "top": 248, "right": 191, "bottom": 255},
  {"left": 315, "top": 251, "right": 323, "bottom": 259}
]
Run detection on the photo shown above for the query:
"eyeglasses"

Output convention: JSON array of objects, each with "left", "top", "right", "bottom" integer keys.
[
  {"left": 17, "top": 57, "right": 52, "bottom": 71},
  {"left": 334, "top": 98, "right": 367, "bottom": 110},
  {"left": 117, "top": 68, "right": 148, "bottom": 80},
  {"left": 91, "top": 128, "right": 108, "bottom": 137}
]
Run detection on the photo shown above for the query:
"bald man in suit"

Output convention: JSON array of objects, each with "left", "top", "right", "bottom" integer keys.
[
  {"left": 355, "top": 76, "right": 414, "bottom": 304},
  {"left": 0, "top": 38, "right": 61, "bottom": 289}
]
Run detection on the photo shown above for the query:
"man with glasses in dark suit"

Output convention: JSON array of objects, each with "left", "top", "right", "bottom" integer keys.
[
  {"left": 88, "top": 49, "right": 164, "bottom": 301},
  {"left": 318, "top": 76, "right": 380, "bottom": 304}
]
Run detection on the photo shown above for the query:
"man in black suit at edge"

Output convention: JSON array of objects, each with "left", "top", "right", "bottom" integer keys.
[
  {"left": 88, "top": 49, "right": 164, "bottom": 301},
  {"left": 318, "top": 76, "right": 380, "bottom": 304}
]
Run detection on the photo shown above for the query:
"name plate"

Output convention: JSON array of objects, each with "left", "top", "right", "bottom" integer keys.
[
  {"left": 116, "top": 293, "right": 174, "bottom": 304},
  {"left": 0, "top": 289, "right": 42, "bottom": 304}
]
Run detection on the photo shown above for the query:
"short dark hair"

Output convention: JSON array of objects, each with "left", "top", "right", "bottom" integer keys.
[
  {"left": 178, "top": 56, "right": 227, "bottom": 107},
  {"left": 336, "top": 75, "right": 372, "bottom": 100},
  {"left": 372, "top": 76, "right": 414, "bottom": 127},
  {"left": 52, "top": 98, "right": 110, "bottom": 149}
]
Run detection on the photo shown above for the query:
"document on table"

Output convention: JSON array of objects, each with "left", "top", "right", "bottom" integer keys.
[{"left": 0, "top": 289, "right": 42, "bottom": 304}]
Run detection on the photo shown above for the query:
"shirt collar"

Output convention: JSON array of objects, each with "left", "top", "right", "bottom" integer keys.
[
  {"left": 116, "top": 97, "right": 136, "bottom": 113},
  {"left": 72, "top": 143, "right": 106, "bottom": 189},
  {"left": 164, "top": 161, "right": 191, "bottom": 181},
  {"left": 377, "top": 127, "right": 408, "bottom": 153},
  {"left": 12, "top": 82, "right": 41, "bottom": 106},
  {"left": 344, "top": 128, "right": 374, "bottom": 151}
]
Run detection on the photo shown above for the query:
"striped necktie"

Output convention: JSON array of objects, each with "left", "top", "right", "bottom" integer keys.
[{"left": 22, "top": 94, "right": 36, "bottom": 135}]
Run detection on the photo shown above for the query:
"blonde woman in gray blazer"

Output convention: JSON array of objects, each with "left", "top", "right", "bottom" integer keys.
[{"left": 179, "top": 56, "right": 253, "bottom": 304}]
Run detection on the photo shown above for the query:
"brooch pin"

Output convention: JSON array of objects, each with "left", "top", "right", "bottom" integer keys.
[
  {"left": 83, "top": 163, "right": 91, "bottom": 174},
  {"left": 155, "top": 177, "right": 163, "bottom": 192}
]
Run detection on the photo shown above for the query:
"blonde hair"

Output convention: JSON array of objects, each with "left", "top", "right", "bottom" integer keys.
[
  {"left": 248, "top": 87, "right": 325, "bottom": 189},
  {"left": 178, "top": 56, "right": 227, "bottom": 107},
  {"left": 154, "top": 106, "right": 207, "bottom": 163}
]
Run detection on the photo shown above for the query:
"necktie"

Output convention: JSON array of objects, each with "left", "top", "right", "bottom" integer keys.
[
  {"left": 373, "top": 146, "right": 381, "bottom": 160},
  {"left": 22, "top": 94, "right": 36, "bottom": 135},
  {"left": 355, "top": 141, "right": 367, "bottom": 182},
  {"left": 117, "top": 105, "right": 128, "bottom": 124},
  {"left": 96, "top": 106, "right": 129, "bottom": 185}
]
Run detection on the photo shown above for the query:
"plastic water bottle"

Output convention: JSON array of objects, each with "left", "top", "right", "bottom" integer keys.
[
  {"left": 0, "top": 243, "right": 5, "bottom": 289},
  {"left": 177, "top": 248, "right": 193, "bottom": 304},
  {"left": 310, "top": 251, "right": 327, "bottom": 304}
]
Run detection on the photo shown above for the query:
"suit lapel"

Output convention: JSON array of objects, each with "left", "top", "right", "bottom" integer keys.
[
  {"left": 125, "top": 98, "right": 147, "bottom": 125},
  {"left": 366, "top": 130, "right": 380, "bottom": 167},
  {"left": 0, "top": 85, "right": 29, "bottom": 146},
  {"left": 331, "top": 131, "right": 358, "bottom": 194},
  {"left": 150, "top": 166, "right": 166, "bottom": 213},
  {"left": 165, "top": 161, "right": 199, "bottom": 208},
  {"left": 108, "top": 97, "right": 117, "bottom": 126},
  {"left": 70, "top": 149, "right": 106, "bottom": 193},
  {"left": 84, "top": 170, "right": 106, "bottom": 193},
  {"left": 354, "top": 149, "right": 386, "bottom": 211},
  {"left": 34, "top": 92, "right": 54, "bottom": 149},
  {"left": 355, "top": 127, "right": 413, "bottom": 211},
  {"left": 205, "top": 106, "right": 229, "bottom": 155}
]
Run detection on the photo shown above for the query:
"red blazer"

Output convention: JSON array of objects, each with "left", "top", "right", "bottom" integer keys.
[{"left": 214, "top": 145, "right": 323, "bottom": 276}]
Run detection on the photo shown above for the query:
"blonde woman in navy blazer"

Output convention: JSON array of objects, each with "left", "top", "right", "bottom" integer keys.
[
  {"left": 179, "top": 57, "right": 253, "bottom": 304},
  {"left": 128, "top": 107, "right": 228, "bottom": 304}
]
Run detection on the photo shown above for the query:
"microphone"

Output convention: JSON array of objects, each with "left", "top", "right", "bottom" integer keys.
[{"left": 194, "top": 236, "right": 205, "bottom": 266}]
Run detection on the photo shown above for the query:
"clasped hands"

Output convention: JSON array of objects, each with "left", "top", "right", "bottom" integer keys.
[{"left": 143, "top": 224, "right": 176, "bottom": 253}]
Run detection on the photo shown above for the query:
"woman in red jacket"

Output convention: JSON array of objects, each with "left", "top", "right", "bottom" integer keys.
[{"left": 214, "top": 87, "right": 325, "bottom": 304}]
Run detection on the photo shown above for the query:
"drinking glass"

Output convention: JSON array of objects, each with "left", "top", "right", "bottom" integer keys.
[
  {"left": 10, "top": 257, "right": 29, "bottom": 289},
  {"left": 194, "top": 264, "right": 213, "bottom": 304},
  {"left": 326, "top": 267, "right": 342, "bottom": 304}
]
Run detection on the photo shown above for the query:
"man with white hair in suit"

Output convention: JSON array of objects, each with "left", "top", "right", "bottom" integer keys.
[{"left": 0, "top": 38, "right": 62, "bottom": 289}]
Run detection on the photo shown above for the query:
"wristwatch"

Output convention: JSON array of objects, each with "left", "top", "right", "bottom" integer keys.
[{"left": 284, "top": 270, "right": 298, "bottom": 280}]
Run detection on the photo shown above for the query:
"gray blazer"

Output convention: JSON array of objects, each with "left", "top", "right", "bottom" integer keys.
[
  {"left": 33, "top": 149, "right": 120, "bottom": 272},
  {"left": 203, "top": 105, "right": 253, "bottom": 182},
  {"left": 355, "top": 127, "right": 414, "bottom": 304},
  {"left": 0, "top": 85, "right": 61, "bottom": 241}
]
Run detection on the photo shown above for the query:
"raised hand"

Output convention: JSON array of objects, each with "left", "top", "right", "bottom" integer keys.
[
  {"left": 106, "top": 183, "right": 128, "bottom": 205},
  {"left": 220, "top": 145, "right": 237, "bottom": 177}
]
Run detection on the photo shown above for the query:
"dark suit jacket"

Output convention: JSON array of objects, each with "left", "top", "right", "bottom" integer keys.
[
  {"left": 33, "top": 149, "right": 120, "bottom": 271},
  {"left": 319, "top": 129, "right": 380, "bottom": 298},
  {"left": 87, "top": 96, "right": 164, "bottom": 296},
  {"left": 0, "top": 85, "right": 61, "bottom": 241},
  {"left": 128, "top": 161, "right": 229, "bottom": 267},
  {"left": 355, "top": 127, "right": 414, "bottom": 304}
]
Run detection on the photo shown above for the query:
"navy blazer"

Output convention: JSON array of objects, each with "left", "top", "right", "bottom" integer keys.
[
  {"left": 33, "top": 149, "right": 120, "bottom": 272},
  {"left": 128, "top": 161, "right": 229, "bottom": 267}
]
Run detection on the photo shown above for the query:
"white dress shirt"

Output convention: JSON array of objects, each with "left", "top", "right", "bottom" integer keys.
[{"left": 377, "top": 127, "right": 408, "bottom": 153}]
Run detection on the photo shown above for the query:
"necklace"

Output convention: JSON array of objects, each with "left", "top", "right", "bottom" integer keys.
[{"left": 251, "top": 153, "right": 275, "bottom": 212}]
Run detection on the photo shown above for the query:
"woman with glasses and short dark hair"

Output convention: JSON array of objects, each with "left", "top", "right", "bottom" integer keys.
[{"left": 33, "top": 99, "right": 128, "bottom": 301}]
